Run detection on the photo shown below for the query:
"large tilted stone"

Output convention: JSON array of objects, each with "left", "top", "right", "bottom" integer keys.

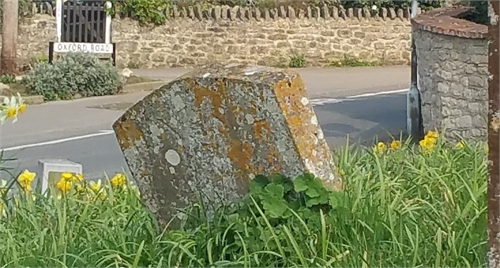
[{"left": 113, "top": 63, "right": 341, "bottom": 226}]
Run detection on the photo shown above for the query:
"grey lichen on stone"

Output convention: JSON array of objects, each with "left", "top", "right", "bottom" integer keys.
[{"left": 113, "top": 63, "right": 340, "bottom": 227}]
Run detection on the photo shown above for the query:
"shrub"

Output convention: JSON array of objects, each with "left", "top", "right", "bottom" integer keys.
[
  {"left": 22, "top": 53, "right": 123, "bottom": 101},
  {"left": 0, "top": 130, "right": 487, "bottom": 267}
]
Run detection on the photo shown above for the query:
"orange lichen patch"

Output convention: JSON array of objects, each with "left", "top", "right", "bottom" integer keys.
[
  {"left": 227, "top": 140, "right": 254, "bottom": 172},
  {"left": 113, "top": 118, "right": 144, "bottom": 150},
  {"left": 266, "top": 146, "right": 283, "bottom": 173},
  {"left": 191, "top": 79, "right": 228, "bottom": 125},
  {"left": 254, "top": 120, "right": 271, "bottom": 140},
  {"left": 274, "top": 75, "right": 336, "bottom": 187}
]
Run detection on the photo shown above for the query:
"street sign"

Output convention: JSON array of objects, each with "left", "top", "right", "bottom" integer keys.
[{"left": 53, "top": 42, "right": 113, "bottom": 54}]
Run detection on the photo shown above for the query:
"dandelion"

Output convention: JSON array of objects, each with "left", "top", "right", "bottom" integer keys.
[
  {"left": 110, "top": 173, "right": 127, "bottom": 188},
  {"left": 56, "top": 178, "right": 72, "bottom": 194},
  {"left": 17, "top": 169, "right": 36, "bottom": 192},
  {"left": 390, "top": 140, "right": 401, "bottom": 150},
  {"left": 373, "top": 142, "right": 386, "bottom": 154}
]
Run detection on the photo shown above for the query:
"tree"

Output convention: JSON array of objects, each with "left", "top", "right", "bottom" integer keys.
[{"left": 1, "top": 0, "right": 19, "bottom": 75}]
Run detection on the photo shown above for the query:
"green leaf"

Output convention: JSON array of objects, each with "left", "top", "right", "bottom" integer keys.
[
  {"left": 249, "top": 175, "right": 270, "bottom": 195},
  {"left": 306, "top": 197, "right": 321, "bottom": 207},
  {"left": 264, "top": 183, "right": 285, "bottom": 198},
  {"left": 293, "top": 175, "right": 309, "bottom": 192},
  {"left": 270, "top": 173, "right": 294, "bottom": 193},
  {"left": 305, "top": 187, "right": 320, "bottom": 198}
]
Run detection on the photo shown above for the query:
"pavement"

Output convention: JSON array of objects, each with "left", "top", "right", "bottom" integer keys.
[{"left": 0, "top": 66, "right": 410, "bottom": 181}]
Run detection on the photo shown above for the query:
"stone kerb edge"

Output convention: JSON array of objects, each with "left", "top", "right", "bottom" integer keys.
[
  {"left": 411, "top": 6, "right": 487, "bottom": 39},
  {"left": 163, "top": 5, "right": 417, "bottom": 21}
]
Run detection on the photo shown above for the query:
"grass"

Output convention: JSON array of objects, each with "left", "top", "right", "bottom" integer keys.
[
  {"left": 124, "top": 75, "right": 159, "bottom": 84},
  {"left": 328, "top": 55, "right": 381, "bottom": 67},
  {"left": 0, "top": 132, "right": 488, "bottom": 267}
]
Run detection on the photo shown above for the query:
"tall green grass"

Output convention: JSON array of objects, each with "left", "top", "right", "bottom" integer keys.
[{"left": 0, "top": 135, "right": 488, "bottom": 267}]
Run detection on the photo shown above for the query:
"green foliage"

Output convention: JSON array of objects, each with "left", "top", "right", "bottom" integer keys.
[
  {"left": 21, "top": 53, "right": 123, "bottom": 101},
  {"left": 0, "top": 75, "right": 16, "bottom": 84},
  {"left": 110, "top": 0, "right": 173, "bottom": 25},
  {"left": 0, "top": 0, "right": 34, "bottom": 25},
  {"left": 0, "top": 134, "right": 488, "bottom": 267},
  {"left": 288, "top": 53, "right": 306, "bottom": 68},
  {"left": 465, "top": 0, "right": 489, "bottom": 25},
  {"left": 329, "top": 55, "right": 380, "bottom": 67}
]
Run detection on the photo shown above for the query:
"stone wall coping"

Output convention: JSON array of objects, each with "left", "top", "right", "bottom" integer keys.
[
  {"left": 141, "top": 5, "right": 416, "bottom": 21},
  {"left": 411, "top": 6, "right": 487, "bottom": 39},
  {"left": 31, "top": 1, "right": 417, "bottom": 21}
]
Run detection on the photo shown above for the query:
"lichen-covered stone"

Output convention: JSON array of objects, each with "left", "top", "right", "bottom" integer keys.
[{"left": 113, "top": 63, "right": 340, "bottom": 227}]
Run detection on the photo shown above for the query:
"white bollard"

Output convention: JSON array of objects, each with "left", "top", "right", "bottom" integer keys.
[{"left": 37, "top": 159, "right": 83, "bottom": 195}]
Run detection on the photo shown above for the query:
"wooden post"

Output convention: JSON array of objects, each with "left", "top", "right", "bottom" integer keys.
[
  {"left": 488, "top": 0, "right": 500, "bottom": 267},
  {"left": 1, "top": 0, "right": 19, "bottom": 75}
]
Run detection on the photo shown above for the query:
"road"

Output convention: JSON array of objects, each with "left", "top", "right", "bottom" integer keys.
[{"left": 0, "top": 66, "right": 410, "bottom": 181}]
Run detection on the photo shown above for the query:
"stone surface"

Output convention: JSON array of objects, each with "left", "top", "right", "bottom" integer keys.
[
  {"left": 0, "top": 83, "right": 10, "bottom": 94},
  {"left": 121, "top": 68, "right": 133, "bottom": 78},
  {"left": 414, "top": 9, "right": 488, "bottom": 141},
  {"left": 113, "top": 63, "right": 339, "bottom": 226},
  {"left": 12, "top": 5, "right": 417, "bottom": 68}
]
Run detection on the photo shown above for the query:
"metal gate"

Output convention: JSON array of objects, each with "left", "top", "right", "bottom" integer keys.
[
  {"left": 48, "top": 0, "right": 116, "bottom": 65},
  {"left": 61, "top": 0, "right": 108, "bottom": 43}
]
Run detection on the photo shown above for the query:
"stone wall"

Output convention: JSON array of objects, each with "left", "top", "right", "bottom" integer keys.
[
  {"left": 412, "top": 7, "right": 488, "bottom": 141},
  {"left": 9, "top": 5, "right": 415, "bottom": 68}
]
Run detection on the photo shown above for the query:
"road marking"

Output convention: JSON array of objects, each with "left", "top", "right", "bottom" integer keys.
[
  {"left": 3, "top": 130, "right": 114, "bottom": 152},
  {"left": 3, "top": 88, "right": 407, "bottom": 151},
  {"left": 345, "top": 88, "right": 408, "bottom": 99},
  {"left": 311, "top": 88, "right": 407, "bottom": 106}
]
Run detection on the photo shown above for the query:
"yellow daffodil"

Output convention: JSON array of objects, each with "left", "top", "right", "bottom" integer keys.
[
  {"left": 1, "top": 94, "right": 23, "bottom": 123},
  {"left": 74, "top": 173, "right": 84, "bottom": 183},
  {"left": 390, "top": 140, "right": 401, "bottom": 150},
  {"left": 425, "top": 130, "right": 439, "bottom": 141},
  {"left": 75, "top": 182, "right": 86, "bottom": 194},
  {"left": 456, "top": 140, "right": 465, "bottom": 149},
  {"left": 56, "top": 178, "right": 72, "bottom": 194},
  {"left": 89, "top": 179, "right": 102, "bottom": 193},
  {"left": 110, "top": 173, "right": 127, "bottom": 188},
  {"left": 17, "top": 169, "right": 36, "bottom": 192},
  {"left": 0, "top": 180, "right": 8, "bottom": 196},
  {"left": 88, "top": 180, "right": 107, "bottom": 201},
  {"left": 419, "top": 137, "right": 436, "bottom": 154},
  {"left": 372, "top": 142, "right": 386, "bottom": 154},
  {"left": 0, "top": 201, "right": 5, "bottom": 217},
  {"left": 18, "top": 95, "right": 26, "bottom": 114},
  {"left": 61, "top": 172, "right": 74, "bottom": 182}
]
